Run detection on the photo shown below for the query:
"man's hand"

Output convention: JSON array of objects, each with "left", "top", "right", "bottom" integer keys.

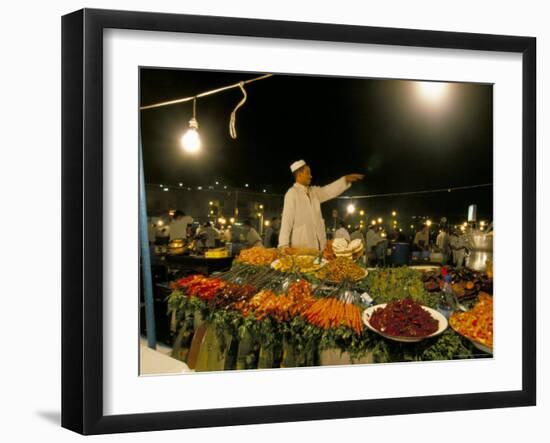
[{"left": 345, "top": 173, "right": 365, "bottom": 183}]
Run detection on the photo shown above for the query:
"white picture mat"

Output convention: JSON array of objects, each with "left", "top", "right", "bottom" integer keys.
[{"left": 103, "top": 28, "right": 522, "bottom": 416}]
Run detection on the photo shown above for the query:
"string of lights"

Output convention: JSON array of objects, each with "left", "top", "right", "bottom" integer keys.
[
  {"left": 147, "top": 182, "right": 492, "bottom": 199},
  {"left": 337, "top": 183, "right": 492, "bottom": 200}
]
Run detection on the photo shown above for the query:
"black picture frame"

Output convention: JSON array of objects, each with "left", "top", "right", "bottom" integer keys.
[{"left": 62, "top": 8, "right": 536, "bottom": 435}]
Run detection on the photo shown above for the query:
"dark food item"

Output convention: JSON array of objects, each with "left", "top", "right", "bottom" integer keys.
[
  {"left": 370, "top": 297, "right": 439, "bottom": 338},
  {"left": 422, "top": 267, "right": 492, "bottom": 298}
]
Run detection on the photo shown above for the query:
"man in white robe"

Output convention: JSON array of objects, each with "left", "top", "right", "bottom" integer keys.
[{"left": 278, "top": 160, "right": 363, "bottom": 251}]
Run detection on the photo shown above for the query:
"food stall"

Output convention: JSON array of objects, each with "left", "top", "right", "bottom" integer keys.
[{"left": 166, "top": 240, "right": 493, "bottom": 371}]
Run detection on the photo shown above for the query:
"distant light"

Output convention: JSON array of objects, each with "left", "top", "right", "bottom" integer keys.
[
  {"left": 371, "top": 220, "right": 377, "bottom": 225},
  {"left": 229, "top": 217, "right": 235, "bottom": 224},
  {"left": 359, "top": 210, "right": 365, "bottom": 216},
  {"left": 215, "top": 181, "right": 219, "bottom": 185},
  {"left": 346, "top": 204, "right": 356, "bottom": 214},
  {"left": 259, "top": 204, "right": 264, "bottom": 209},
  {"left": 416, "top": 81, "right": 448, "bottom": 103},
  {"left": 480, "top": 226, "right": 485, "bottom": 231},
  {"left": 399, "top": 228, "right": 403, "bottom": 232},
  {"left": 480, "top": 221, "right": 486, "bottom": 227},
  {"left": 210, "top": 210, "right": 214, "bottom": 215},
  {"left": 178, "top": 183, "right": 183, "bottom": 187},
  {"left": 257, "top": 212, "right": 261, "bottom": 217},
  {"left": 460, "top": 226, "right": 466, "bottom": 232},
  {"left": 218, "top": 217, "right": 226, "bottom": 225},
  {"left": 377, "top": 217, "right": 383, "bottom": 223},
  {"left": 410, "top": 225, "right": 414, "bottom": 229},
  {"left": 197, "top": 186, "right": 202, "bottom": 190},
  {"left": 187, "top": 187, "right": 191, "bottom": 191},
  {"left": 159, "top": 184, "right": 163, "bottom": 188},
  {"left": 264, "top": 220, "right": 270, "bottom": 227},
  {"left": 381, "top": 232, "right": 387, "bottom": 238},
  {"left": 263, "top": 189, "right": 267, "bottom": 193},
  {"left": 224, "top": 185, "right": 227, "bottom": 190},
  {"left": 163, "top": 187, "right": 169, "bottom": 192},
  {"left": 347, "top": 225, "right": 351, "bottom": 229},
  {"left": 391, "top": 211, "right": 397, "bottom": 217},
  {"left": 463, "top": 222, "right": 468, "bottom": 227},
  {"left": 245, "top": 183, "right": 249, "bottom": 188},
  {"left": 426, "top": 220, "right": 432, "bottom": 227},
  {"left": 209, "top": 201, "right": 213, "bottom": 206},
  {"left": 157, "top": 220, "right": 164, "bottom": 227},
  {"left": 168, "top": 209, "right": 175, "bottom": 217}
]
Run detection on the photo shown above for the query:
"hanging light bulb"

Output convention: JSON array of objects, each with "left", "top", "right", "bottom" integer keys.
[
  {"left": 181, "top": 98, "right": 201, "bottom": 154},
  {"left": 347, "top": 203, "right": 356, "bottom": 214}
]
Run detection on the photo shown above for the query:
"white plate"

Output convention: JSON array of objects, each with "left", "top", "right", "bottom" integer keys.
[
  {"left": 470, "top": 340, "right": 493, "bottom": 354},
  {"left": 362, "top": 303, "right": 448, "bottom": 343}
]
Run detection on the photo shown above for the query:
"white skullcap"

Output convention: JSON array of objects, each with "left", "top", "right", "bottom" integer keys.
[{"left": 290, "top": 159, "right": 306, "bottom": 173}]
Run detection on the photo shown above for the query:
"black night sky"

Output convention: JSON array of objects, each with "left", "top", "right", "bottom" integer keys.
[{"left": 140, "top": 68, "right": 493, "bottom": 222}]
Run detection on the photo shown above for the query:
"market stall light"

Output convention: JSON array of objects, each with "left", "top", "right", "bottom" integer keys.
[
  {"left": 178, "top": 182, "right": 183, "bottom": 187},
  {"left": 168, "top": 209, "right": 175, "bottom": 216},
  {"left": 359, "top": 210, "right": 365, "bottom": 216},
  {"left": 157, "top": 220, "right": 164, "bottom": 227},
  {"left": 218, "top": 217, "right": 226, "bottom": 225},
  {"left": 410, "top": 225, "right": 414, "bottom": 229},
  {"left": 229, "top": 217, "right": 235, "bottom": 224},
  {"left": 159, "top": 184, "right": 163, "bottom": 188},
  {"left": 463, "top": 222, "right": 468, "bottom": 227},
  {"left": 347, "top": 224, "right": 351, "bottom": 229},
  {"left": 460, "top": 226, "right": 466, "bottom": 232},
  {"left": 215, "top": 181, "right": 219, "bottom": 185},
  {"left": 180, "top": 99, "right": 201, "bottom": 154},
  {"left": 347, "top": 203, "right": 356, "bottom": 214},
  {"left": 480, "top": 221, "right": 486, "bottom": 227},
  {"left": 245, "top": 183, "right": 249, "bottom": 188},
  {"left": 163, "top": 187, "right": 169, "bottom": 192},
  {"left": 210, "top": 210, "right": 214, "bottom": 215},
  {"left": 392, "top": 210, "right": 397, "bottom": 217},
  {"left": 426, "top": 219, "right": 432, "bottom": 226},
  {"left": 263, "top": 189, "right": 267, "bottom": 193},
  {"left": 209, "top": 201, "right": 213, "bottom": 206},
  {"left": 377, "top": 217, "right": 383, "bottom": 223},
  {"left": 224, "top": 185, "right": 227, "bottom": 190},
  {"left": 371, "top": 220, "right": 377, "bottom": 225},
  {"left": 259, "top": 204, "right": 264, "bottom": 209},
  {"left": 197, "top": 186, "right": 202, "bottom": 190},
  {"left": 264, "top": 220, "right": 270, "bottom": 227}
]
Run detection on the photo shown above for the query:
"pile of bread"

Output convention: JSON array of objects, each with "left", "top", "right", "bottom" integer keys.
[{"left": 331, "top": 238, "right": 364, "bottom": 259}]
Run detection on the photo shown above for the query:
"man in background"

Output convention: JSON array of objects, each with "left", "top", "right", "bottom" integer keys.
[
  {"left": 263, "top": 216, "right": 280, "bottom": 247},
  {"left": 169, "top": 210, "right": 193, "bottom": 241},
  {"left": 414, "top": 224, "right": 430, "bottom": 251},
  {"left": 334, "top": 221, "right": 351, "bottom": 242},
  {"left": 243, "top": 219, "right": 263, "bottom": 247}
]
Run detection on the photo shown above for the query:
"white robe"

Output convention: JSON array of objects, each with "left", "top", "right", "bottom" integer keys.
[{"left": 278, "top": 177, "right": 350, "bottom": 250}]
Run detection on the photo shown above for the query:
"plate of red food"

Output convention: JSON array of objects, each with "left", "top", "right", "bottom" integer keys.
[{"left": 362, "top": 297, "right": 448, "bottom": 342}]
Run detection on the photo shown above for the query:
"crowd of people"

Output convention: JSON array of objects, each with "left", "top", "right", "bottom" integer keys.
[
  {"left": 150, "top": 208, "right": 475, "bottom": 268},
  {"left": 149, "top": 210, "right": 280, "bottom": 252}
]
